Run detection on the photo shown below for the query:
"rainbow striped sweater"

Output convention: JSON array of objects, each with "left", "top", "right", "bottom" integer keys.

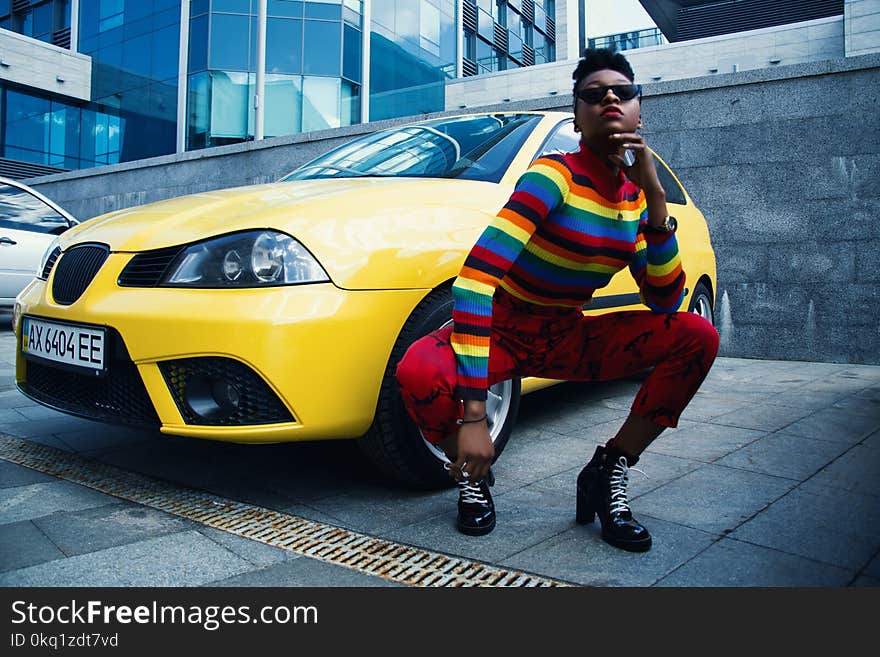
[{"left": 450, "top": 143, "right": 686, "bottom": 401}]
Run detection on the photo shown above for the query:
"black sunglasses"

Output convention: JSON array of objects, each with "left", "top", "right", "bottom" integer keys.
[{"left": 577, "top": 84, "right": 642, "bottom": 105}]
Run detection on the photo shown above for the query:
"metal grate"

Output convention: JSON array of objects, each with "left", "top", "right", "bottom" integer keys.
[
  {"left": 493, "top": 22, "right": 508, "bottom": 51},
  {"left": 159, "top": 357, "right": 293, "bottom": 426},
  {"left": 462, "top": 58, "right": 478, "bottom": 77},
  {"left": 0, "top": 157, "right": 67, "bottom": 180},
  {"left": 522, "top": 0, "right": 535, "bottom": 24},
  {"left": 40, "top": 246, "right": 61, "bottom": 280},
  {"left": 522, "top": 43, "right": 535, "bottom": 67},
  {"left": 462, "top": 1, "right": 477, "bottom": 32},
  {"left": 118, "top": 246, "right": 183, "bottom": 287},
  {"left": 20, "top": 328, "right": 160, "bottom": 428},
  {"left": 52, "top": 244, "right": 109, "bottom": 305},
  {"left": 52, "top": 27, "right": 71, "bottom": 49},
  {"left": 677, "top": 0, "right": 842, "bottom": 41},
  {"left": 0, "top": 435, "right": 571, "bottom": 588},
  {"left": 545, "top": 16, "right": 556, "bottom": 41}
]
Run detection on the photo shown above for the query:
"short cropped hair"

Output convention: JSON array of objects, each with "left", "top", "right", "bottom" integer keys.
[{"left": 571, "top": 48, "right": 636, "bottom": 112}]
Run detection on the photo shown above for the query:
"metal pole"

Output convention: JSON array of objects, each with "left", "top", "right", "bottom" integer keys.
[
  {"left": 69, "top": 0, "right": 80, "bottom": 52},
  {"left": 361, "top": 0, "right": 371, "bottom": 124},
  {"left": 254, "top": 0, "right": 267, "bottom": 140},
  {"left": 176, "top": 0, "right": 190, "bottom": 153}
]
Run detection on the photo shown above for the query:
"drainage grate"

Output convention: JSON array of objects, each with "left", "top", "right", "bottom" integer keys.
[{"left": 0, "top": 435, "right": 570, "bottom": 588}]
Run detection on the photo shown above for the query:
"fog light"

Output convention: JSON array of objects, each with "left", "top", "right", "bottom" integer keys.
[{"left": 184, "top": 376, "right": 241, "bottom": 420}]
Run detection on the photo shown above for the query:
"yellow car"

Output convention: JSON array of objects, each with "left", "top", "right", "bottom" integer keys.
[{"left": 13, "top": 111, "right": 716, "bottom": 487}]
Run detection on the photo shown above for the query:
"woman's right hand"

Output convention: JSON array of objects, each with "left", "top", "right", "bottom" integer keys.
[{"left": 450, "top": 420, "right": 494, "bottom": 483}]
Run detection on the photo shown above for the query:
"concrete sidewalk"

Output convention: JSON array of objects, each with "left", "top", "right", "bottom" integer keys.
[{"left": 1, "top": 322, "right": 878, "bottom": 587}]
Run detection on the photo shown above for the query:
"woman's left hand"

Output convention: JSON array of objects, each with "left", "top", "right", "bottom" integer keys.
[{"left": 608, "top": 132, "right": 663, "bottom": 197}]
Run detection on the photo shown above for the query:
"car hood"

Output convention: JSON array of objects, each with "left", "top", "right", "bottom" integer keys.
[{"left": 59, "top": 177, "right": 512, "bottom": 289}]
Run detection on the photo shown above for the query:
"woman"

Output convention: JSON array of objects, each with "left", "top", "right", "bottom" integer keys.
[{"left": 396, "top": 48, "right": 719, "bottom": 552}]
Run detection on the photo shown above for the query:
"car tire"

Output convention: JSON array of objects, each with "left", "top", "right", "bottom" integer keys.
[
  {"left": 688, "top": 281, "right": 714, "bottom": 325},
  {"left": 358, "top": 286, "right": 521, "bottom": 489}
]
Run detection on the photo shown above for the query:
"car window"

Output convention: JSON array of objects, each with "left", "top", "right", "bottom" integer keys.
[
  {"left": 0, "top": 183, "right": 70, "bottom": 234},
  {"left": 653, "top": 158, "right": 687, "bottom": 206},
  {"left": 280, "top": 114, "right": 543, "bottom": 183},
  {"left": 535, "top": 120, "right": 581, "bottom": 158},
  {"left": 536, "top": 120, "right": 689, "bottom": 206}
]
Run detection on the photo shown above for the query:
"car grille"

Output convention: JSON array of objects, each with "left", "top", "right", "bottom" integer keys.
[
  {"left": 159, "top": 357, "right": 294, "bottom": 426},
  {"left": 40, "top": 246, "right": 61, "bottom": 280},
  {"left": 19, "top": 328, "right": 160, "bottom": 428},
  {"left": 117, "top": 246, "right": 183, "bottom": 287},
  {"left": 52, "top": 244, "right": 109, "bottom": 305}
]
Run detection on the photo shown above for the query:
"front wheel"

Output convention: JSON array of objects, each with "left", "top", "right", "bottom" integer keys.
[
  {"left": 358, "top": 287, "right": 521, "bottom": 489},
  {"left": 688, "top": 281, "right": 715, "bottom": 325}
]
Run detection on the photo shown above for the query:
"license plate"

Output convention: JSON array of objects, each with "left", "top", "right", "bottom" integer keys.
[{"left": 21, "top": 316, "right": 106, "bottom": 373}]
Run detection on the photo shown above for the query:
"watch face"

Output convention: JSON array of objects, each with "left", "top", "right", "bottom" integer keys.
[{"left": 667, "top": 216, "right": 678, "bottom": 231}]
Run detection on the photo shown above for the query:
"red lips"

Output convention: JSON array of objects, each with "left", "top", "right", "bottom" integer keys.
[{"left": 601, "top": 107, "right": 623, "bottom": 116}]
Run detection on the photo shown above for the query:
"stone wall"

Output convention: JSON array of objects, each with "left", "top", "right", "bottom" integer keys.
[{"left": 26, "top": 54, "right": 880, "bottom": 365}]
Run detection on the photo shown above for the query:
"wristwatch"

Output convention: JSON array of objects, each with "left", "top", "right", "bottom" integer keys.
[{"left": 648, "top": 215, "right": 677, "bottom": 233}]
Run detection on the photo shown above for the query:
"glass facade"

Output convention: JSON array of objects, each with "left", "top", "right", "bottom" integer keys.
[
  {"left": 369, "top": 0, "right": 456, "bottom": 121},
  {"left": 589, "top": 27, "right": 665, "bottom": 52},
  {"left": 0, "top": 0, "right": 559, "bottom": 171},
  {"left": 463, "top": 0, "right": 555, "bottom": 75},
  {"left": 77, "top": 0, "right": 181, "bottom": 162},
  {"left": 187, "top": 0, "right": 363, "bottom": 148}
]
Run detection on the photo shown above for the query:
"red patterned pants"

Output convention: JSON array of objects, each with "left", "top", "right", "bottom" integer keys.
[{"left": 396, "top": 289, "right": 719, "bottom": 444}]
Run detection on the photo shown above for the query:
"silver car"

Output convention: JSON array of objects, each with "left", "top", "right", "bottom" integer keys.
[{"left": 0, "top": 177, "right": 78, "bottom": 309}]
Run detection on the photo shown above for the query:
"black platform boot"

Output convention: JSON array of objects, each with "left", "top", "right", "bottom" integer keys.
[
  {"left": 576, "top": 446, "right": 652, "bottom": 552},
  {"left": 457, "top": 469, "right": 496, "bottom": 536}
]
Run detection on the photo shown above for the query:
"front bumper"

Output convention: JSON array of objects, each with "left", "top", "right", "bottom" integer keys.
[{"left": 14, "top": 252, "right": 428, "bottom": 443}]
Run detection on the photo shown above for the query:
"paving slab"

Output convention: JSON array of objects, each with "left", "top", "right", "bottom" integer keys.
[
  {"left": 708, "top": 403, "right": 814, "bottom": 433},
  {"left": 206, "top": 557, "right": 401, "bottom": 587},
  {"left": 32, "top": 502, "right": 196, "bottom": 556},
  {"left": 0, "top": 479, "right": 118, "bottom": 525},
  {"left": 383, "top": 485, "right": 579, "bottom": 564},
  {"left": 644, "top": 420, "right": 766, "bottom": 463},
  {"left": 731, "top": 478, "right": 880, "bottom": 570},
  {"left": 808, "top": 445, "right": 880, "bottom": 497},
  {"left": 1, "top": 415, "right": 100, "bottom": 439},
  {"left": 861, "top": 430, "right": 880, "bottom": 450},
  {"left": 308, "top": 486, "right": 452, "bottom": 536},
  {"left": 715, "top": 431, "right": 851, "bottom": 480},
  {"left": 0, "top": 460, "right": 56, "bottom": 488},
  {"left": 634, "top": 463, "right": 798, "bottom": 534},
  {"left": 655, "top": 538, "right": 853, "bottom": 586},
  {"left": 852, "top": 574, "right": 880, "bottom": 586},
  {"left": 863, "top": 552, "right": 880, "bottom": 579},
  {"left": 830, "top": 391, "right": 880, "bottom": 417},
  {"left": 52, "top": 425, "right": 162, "bottom": 454},
  {"left": 195, "top": 526, "right": 297, "bottom": 567},
  {"left": 499, "top": 515, "right": 717, "bottom": 587},
  {"left": 777, "top": 408, "right": 880, "bottom": 445},
  {"left": 0, "top": 520, "right": 65, "bottom": 572},
  {"left": 0, "top": 531, "right": 254, "bottom": 587},
  {"left": 492, "top": 429, "right": 607, "bottom": 483},
  {"left": 528, "top": 451, "right": 703, "bottom": 500}
]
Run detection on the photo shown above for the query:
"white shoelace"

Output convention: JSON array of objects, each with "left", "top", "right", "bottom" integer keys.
[
  {"left": 458, "top": 480, "right": 488, "bottom": 504},
  {"left": 608, "top": 456, "right": 647, "bottom": 516}
]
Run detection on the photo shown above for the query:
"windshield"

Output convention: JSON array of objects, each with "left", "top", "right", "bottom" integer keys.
[{"left": 279, "top": 114, "right": 542, "bottom": 183}]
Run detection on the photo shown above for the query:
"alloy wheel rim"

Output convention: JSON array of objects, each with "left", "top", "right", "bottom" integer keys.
[{"left": 692, "top": 294, "right": 713, "bottom": 322}]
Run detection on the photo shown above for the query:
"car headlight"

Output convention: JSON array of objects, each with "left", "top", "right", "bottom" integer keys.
[
  {"left": 37, "top": 238, "right": 62, "bottom": 280},
  {"left": 162, "top": 230, "right": 330, "bottom": 287}
]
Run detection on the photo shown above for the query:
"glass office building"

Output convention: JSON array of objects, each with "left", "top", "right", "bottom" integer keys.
[{"left": 0, "top": 0, "right": 561, "bottom": 173}]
